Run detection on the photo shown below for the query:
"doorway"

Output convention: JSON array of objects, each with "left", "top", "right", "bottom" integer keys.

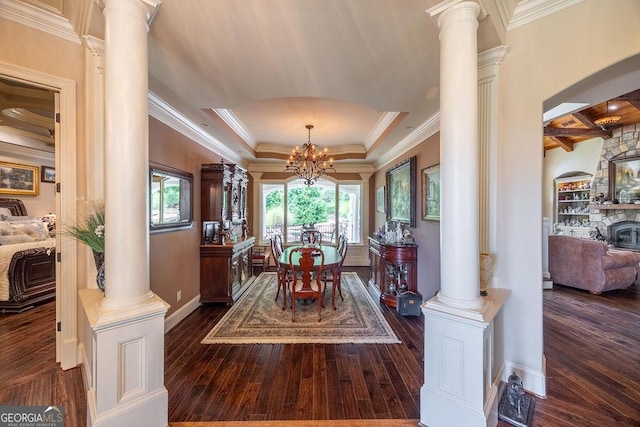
[{"left": 0, "top": 62, "right": 78, "bottom": 369}]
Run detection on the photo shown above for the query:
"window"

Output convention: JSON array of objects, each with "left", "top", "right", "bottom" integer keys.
[
  {"left": 150, "top": 164, "right": 193, "bottom": 232},
  {"left": 261, "top": 178, "right": 362, "bottom": 244}
]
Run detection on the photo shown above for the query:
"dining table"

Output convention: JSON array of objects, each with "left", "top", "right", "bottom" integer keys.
[{"left": 278, "top": 244, "right": 343, "bottom": 310}]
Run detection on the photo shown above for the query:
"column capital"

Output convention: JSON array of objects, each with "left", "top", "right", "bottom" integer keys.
[
  {"left": 426, "top": 0, "right": 484, "bottom": 28},
  {"left": 100, "top": 0, "right": 161, "bottom": 28}
]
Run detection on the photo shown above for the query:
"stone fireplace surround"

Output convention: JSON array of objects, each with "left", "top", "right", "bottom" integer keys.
[{"left": 588, "top": 124, "right": 640, "bottom": 247}]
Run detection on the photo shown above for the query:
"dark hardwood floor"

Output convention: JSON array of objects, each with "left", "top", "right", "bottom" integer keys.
[{"left": 1, "top": 267, "right": 638, "bottom": 426}]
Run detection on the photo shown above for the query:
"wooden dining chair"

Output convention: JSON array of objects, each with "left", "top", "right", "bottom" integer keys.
[
  {"left": 271, "top": 235, "right": 289, "bottom": 309},
  {"left": 323, "top": 235, "right": 347, "bottom": 308},
  {"left": 288, "top": 246, "right": 325, "bottom": 322},
  {"left": 301, "top": 230, "right": 322, "bottom": 245}
]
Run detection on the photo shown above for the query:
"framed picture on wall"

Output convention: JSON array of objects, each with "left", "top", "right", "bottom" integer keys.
[
  {"left": 385, "top": 156, "right": 416, "bottom": 227},
  {"left": 422, "top": 163, "right": 440, "bottom": 221},
  {"left": 0, "top": 161, "right": 39, "bottom": 196},
  {"left": 609, "top": 154, "right": 640, "bottom": 202},
  {"left": 41, "top": 165, "right": 55, "bottom": 183},
  {"left": 376, "top": 186, "right": 385, "bottom": 213}
]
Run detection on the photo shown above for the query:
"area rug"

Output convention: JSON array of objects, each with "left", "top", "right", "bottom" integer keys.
[{"left": 201, "top": 272, "right": 401, "bottom": 344}]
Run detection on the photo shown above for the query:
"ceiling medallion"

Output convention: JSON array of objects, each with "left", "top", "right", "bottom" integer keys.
[{"left": 284, "top": 124, "right": 335, "bottom": 186}]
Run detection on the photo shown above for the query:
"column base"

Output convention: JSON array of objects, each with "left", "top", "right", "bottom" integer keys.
[
  {"left": 80, "top": 289, "right": 170, "bottom": 427},
  {"left": 420, "top": 289, "right": 510, "bottom": 427}
]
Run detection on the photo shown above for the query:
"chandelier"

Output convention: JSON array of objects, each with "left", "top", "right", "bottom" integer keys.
[
  {"left": 594, "top": 100, "right": 621, "bottom": 130},
  {"left": 284, "top": 124, "right": 335, "bottom": 186}
]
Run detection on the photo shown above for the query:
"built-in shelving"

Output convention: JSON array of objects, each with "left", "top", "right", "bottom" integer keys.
[{"left": 554, "top": 175, "right": 592, "bottom": 238}]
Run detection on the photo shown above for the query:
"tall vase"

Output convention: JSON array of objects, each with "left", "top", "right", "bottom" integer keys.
[
  {"left": 92, "top": 250, "right": 105, "bottom": 291},
  {"left": 479, "top": 253, "right": 495, "bottom": 296}
]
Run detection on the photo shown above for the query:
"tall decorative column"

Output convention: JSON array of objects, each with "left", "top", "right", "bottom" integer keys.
[
  {"left": 437, "top": 1, "right": 483, "bottom": 309},
  {"left": 103, "top": 0, "right": 155, "bottom": 306},
  {"left": 421, "top": 2, "right": 510, "bottom": 426},
  {"left": 79, "top": 1, "right": 169, "bottom": 426}
]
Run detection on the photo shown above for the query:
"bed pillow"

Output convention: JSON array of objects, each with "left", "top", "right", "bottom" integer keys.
[
  {"left": 0, "top": 207, "right": 12, "bottom": 219},
  {"left": 8, "top": 220, "right": 50, "bottom": 241},
  {"left": 0, "top": 222, "right": 13, "bottom": 236},
  {"left": 4, "top": 215, "right": 32, "bottom": 221},
  {"left": 0, "top": 234, "right": 34, "bottom": 245}
]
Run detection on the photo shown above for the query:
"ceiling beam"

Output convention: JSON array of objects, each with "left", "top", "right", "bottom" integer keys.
[
  {"left": 544, "top": 127, "right": 609, "bottom": 137},
  {"left": 572, "top": 111, "right": 598, "bottom": 128},
  {"left": 550, "top": 136, "right": 574, "bottom": 152}
]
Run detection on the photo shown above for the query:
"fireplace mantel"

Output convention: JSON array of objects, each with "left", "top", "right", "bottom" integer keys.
[{"left": 588, "top": 204, "right": 640, "bottom": 210}]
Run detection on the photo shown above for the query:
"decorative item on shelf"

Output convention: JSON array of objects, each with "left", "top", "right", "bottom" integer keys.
[
  {"left": 241, "top": 219, "right": 249, "bottom": 239},
  {"left": 65, "top": 200, "right": 105, "bottom": 291},
  {"left": 401, "top": 229, "right": 415, "bottom": 245},
  {"left": 479, "top": 252, "right": 495, "bottom": 296},
  {"left": 283, "top": 124, "right": 335, "bottom": 186},
  {"left": 620, "top": 189, "right": 631, "bottom": 204}
]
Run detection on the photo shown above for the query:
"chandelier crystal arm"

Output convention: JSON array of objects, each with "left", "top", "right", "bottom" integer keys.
[{"left": 284, "top": 124, "right": 336, "bottom": 186}]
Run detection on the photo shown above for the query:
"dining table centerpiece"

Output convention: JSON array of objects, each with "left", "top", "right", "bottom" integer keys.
[{"left": 66, "top": 200, "right": 105, "bottom": 290}]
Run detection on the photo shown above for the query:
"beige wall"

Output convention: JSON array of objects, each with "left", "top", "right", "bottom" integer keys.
[
  {"left": 372, "top": 133, "right": 440, "bottom": 300},
  {"left": 149, "top": 117, "right": 223, "bottom": 315},
  {"left": 498, "top": 0, "right": 640, "bottom": 391},
  {"left": 0, "top": 17, "right": 85, "bottom": 215},
  {"left": 0, "top": 150, "right": 56, "bottom": 217}
]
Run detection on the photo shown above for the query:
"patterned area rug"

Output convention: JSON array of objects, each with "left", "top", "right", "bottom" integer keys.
[{"left": 201, "top": 272, "right": 401, "bottom": 344}]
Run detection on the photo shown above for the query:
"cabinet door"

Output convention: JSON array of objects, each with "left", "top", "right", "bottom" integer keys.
[{"left": 368, "top": 243, "right": 382, "bottom": 296}]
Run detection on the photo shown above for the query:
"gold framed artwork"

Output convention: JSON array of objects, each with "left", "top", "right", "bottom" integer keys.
[
  {"left": 422, "top": 163, "right": 440, "bottom": 221},
  {"left": 0, "top": 161, "right": 39, "bottom": 196}
]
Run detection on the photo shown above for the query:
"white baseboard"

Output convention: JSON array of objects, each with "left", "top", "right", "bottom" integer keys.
[
  {"left": 542, "top": 279, "right": 553, "bottom": 289},
  {"left": 165, "top": 294, "right": 201, "bottom": 332}
]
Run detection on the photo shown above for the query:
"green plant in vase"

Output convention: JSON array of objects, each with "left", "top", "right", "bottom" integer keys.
[{"left": 66, "top": 201, "right": 105, "bottom": 290}]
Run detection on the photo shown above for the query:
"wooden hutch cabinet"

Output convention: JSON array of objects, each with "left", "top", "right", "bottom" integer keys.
[
  {"left": 368, "top": 236, "right": 418, "bottom": 309},
  {"left": 200, "top": 162, "right": 254, "bottom": 305}
]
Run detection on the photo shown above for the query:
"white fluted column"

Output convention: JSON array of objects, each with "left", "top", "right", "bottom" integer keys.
[
  {"left": 421, "top": 3, "right": 510, "bottom": 427},
  {"left": 103, "top": 0, "right": 153, "bottom": 307},
  {"left": 80, "top": 1, "right": 169, "bottom": 426},
  {"left": 437, "top": 1, "right": 483, "bottom": 309}
]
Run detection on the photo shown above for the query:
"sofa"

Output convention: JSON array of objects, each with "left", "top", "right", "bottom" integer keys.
[{"left": 548, "top": 235, "right": 640, "bottom": 294}]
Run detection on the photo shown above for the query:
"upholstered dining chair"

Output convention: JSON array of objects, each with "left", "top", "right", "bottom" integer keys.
[
  {"left": 288, "top": 246, "right": 325, "bottom": 322},
  {"left": 322, "top": 235, "right": 347, "bottom": 307},
  {"left": 301, "top": 230, "right": 322, "bottom": 245},
  {"left": 271, "top": 235, "right": 289, "bottom": 309}
]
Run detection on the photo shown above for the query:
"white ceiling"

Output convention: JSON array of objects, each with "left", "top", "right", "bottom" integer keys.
[{"left": 1, "top": 0, "right": 584, "bottom": 167}]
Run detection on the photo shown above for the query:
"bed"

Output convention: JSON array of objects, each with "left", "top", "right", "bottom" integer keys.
[{"left": 0, "top": 198, "right": 56, "bottom": 313}]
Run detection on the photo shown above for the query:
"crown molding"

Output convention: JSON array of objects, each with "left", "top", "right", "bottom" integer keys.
[
  {"left": 375, "top": 112, "right": 440, "bottom": 170},
  {"left": 148, "top": 92, "right": 242, "bottom": 164},
  {"left": 364, "top": 112, "right": 400, "bottom": 150},
  {"left": 246, "top": 160, "right": 375, "bottom": 175},
  {"left": 0, "top": 0, "right": 81, "bottom": 44},
  {"left": 508, "top": 0, "right": 583, "bottom": 30},
  {"left": 211, "top": 108, "right": 257, "bottom": 149},
  {"left": 255, "top": 142, "right": 366, "bottom": 160}
]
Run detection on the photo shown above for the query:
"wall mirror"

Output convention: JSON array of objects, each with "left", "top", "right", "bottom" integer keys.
[{"left": 150, "top": 163, "right": 194, "bottom": 232}]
